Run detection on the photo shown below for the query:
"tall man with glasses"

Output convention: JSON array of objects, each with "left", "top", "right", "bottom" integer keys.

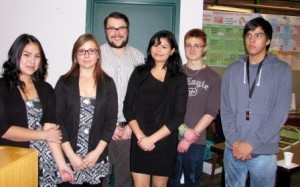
[
  {"left": 101, "top": 12, "right": 144, "bottom": 187},
  {"left": 221, "top": 17, "right": 292, "bottom": 187}
]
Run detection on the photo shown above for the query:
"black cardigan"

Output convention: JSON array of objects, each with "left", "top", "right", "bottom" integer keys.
[
  {"left": 54, "top": 74, "right": 118, "bottom": 162},
  {"left": 0, "top": 78, "right": 56, "bottom": 147},
  {"left": 123, "top": 68, "right": 188, "bottom": 133}
]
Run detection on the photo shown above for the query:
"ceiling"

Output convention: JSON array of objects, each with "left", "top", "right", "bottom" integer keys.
[{"left": 204, "top": 0, "right": 300, "bottom": 16}]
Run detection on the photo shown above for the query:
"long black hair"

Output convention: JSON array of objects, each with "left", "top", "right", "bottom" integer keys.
[
  {"left": 2, "top": 34, "right": 48, "bottom": 92},
  {"left": 140, "top": 30, "right": 182, "bottom": 74}
]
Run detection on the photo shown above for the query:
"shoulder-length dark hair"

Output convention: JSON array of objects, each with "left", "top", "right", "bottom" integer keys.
[
  {"left": 61, "top": 34, "right": 104, "bottom": 85},
  {"left": 2, "top": 33, "right": 48, "bottom": 92},
  {"left": 141, "top": 30, "right": 182, "bottom": 74}
]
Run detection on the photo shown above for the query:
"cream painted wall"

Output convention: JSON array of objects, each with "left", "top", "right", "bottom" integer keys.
[
  {"left": 0, "top": 0, "right": 87, "bottom": 85},
  {"left": 179, "top": 0, "right": 203, "bottom": 62},
  {"left": 0, "top": 0, "right": 203, "bottom": 86}
]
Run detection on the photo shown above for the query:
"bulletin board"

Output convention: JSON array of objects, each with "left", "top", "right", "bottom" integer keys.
[{"left": 202, "top": 10, "right": 300, "bottom": 70}]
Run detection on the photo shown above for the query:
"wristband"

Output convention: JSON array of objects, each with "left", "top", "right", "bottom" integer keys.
[{"left": 178, "top": 124, "right": 187, "bottom": 136}]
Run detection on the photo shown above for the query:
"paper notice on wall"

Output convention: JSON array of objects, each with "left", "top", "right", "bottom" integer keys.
[{"left": 203, "top": 10, "right": 300, "bottom": 70}]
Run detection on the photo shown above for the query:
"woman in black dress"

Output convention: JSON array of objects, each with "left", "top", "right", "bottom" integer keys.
[{"left": 123, "top": 30, "right": 188, "bottom": 187}]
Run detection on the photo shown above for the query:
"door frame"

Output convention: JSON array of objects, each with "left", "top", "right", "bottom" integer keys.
[{"left": 85, "top": 0, "right": 181, "bottom": 41}]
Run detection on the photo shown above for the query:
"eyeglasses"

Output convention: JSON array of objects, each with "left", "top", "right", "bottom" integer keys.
[
  {"left": 77, "top": 48, "right": 98, "bottom": 56},
  {"left": 185, "top": 44, "right": 205, "bottom": 50},
  {"left": 106, "top": 26, "right": 128, "bottom": 32}
]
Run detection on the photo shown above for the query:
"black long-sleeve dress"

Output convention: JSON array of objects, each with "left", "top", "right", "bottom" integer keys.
[{"left": 123, "top": 68, "right": 188, "bottom": 176}]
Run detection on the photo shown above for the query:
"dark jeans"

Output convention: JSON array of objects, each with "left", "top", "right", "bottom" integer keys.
[{"left": 168, "top": 144, "right": 206, "bottom": 187}]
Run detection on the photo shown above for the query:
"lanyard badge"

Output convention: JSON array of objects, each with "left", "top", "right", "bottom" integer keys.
[
  {"left": 246, "top": 110, "right": 250, "bottom": 120},
  {"left": 246, "top": 55, "right": 265, "bottom": 121},
  {"left": 246, "top": 100, "right": 251, "bottom": 121}
]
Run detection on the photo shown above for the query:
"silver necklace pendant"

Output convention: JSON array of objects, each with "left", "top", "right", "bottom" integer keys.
[{"left": 185, "top": 63, "right": 205, "bottom": 76}]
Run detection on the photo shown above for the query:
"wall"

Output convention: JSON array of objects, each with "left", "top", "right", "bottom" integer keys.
[
  {"left": 0, "top": 0, "right": 87, "bottom": 85},
  {"left": 0, "top": 0, "right": 298, "bottom": 108},
  {"left": 179, "top": 0, "right": 203, "bottom": 60},
  {"left": 0, "top": 0, "right": 203, "bottom": 86},
  {"left": 205, "top": 0, "right": 300, "bottom": 17}
]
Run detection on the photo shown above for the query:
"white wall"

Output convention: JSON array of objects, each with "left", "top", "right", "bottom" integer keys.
[
  {"left": 0, "top": 0, "right": 86, "bottom": 85},
  {"left": 179, "top": 0, "right": 203, "bottom": 61},
  {"left": 0, "top": 0, "right": 203, "bottom": 86}
]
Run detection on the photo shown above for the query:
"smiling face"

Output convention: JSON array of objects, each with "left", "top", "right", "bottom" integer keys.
[
  {"left": 105, "top": 17, "right": 129, "bottom": 48},
  {"left": 19, "top": 42, "right": 41, "bottom": 79},
  {"left": 151, "top": 37, "right": 175, "bottom": 65},
  {"left": 76, "top": 40, "right": 100, "bottom": 71},
  {"left": 245, "top": 27, "right": 270, "bottom": 58}
]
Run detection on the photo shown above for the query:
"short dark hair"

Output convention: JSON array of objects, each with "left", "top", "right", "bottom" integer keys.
[
  {"left": 243, "top": 17, "right": 273, "bottom": 50},
  {"left": 104, "top": 12, "right": 129, "bottom": 29},
  {"left": 2, "top": 34, "right": 48, "bottom": 92}
]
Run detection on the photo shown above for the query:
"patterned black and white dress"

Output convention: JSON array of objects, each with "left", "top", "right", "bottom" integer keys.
[
  {"left": 71, "top": 96, "right": 109, "bottom": 185},
  {"left": 26, "top": 98, "right": 58, "bottom": 187}
]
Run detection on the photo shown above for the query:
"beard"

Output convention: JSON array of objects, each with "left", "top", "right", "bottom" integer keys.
[{"left": 106, "top": 36, "right": 128, "bottom": 48}]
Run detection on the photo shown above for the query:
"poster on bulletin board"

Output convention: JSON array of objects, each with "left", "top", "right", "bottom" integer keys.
[{"left": 202, "top": 10, "right": 300, "bottom": 70}]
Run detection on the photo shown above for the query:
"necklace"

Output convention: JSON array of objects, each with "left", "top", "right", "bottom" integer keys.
[{"left": 185, "top": 62, "right": 205, "bottom": 77}]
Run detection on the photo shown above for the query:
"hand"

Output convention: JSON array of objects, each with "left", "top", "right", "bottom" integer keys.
[
  {"left": 184, "top": 128, "right": 199, "bottom": 143},
  {"left": 232, "top": 141, "right": 253, "bottom": 161},
  {"left": 58, "top": 164, "right": 74, "bottom": 182},
  {"left": 68, "top": 153, "right": 87, "bottom": 171},
  {"left": 232, "top": 141, "right": 241, "bottom": 150},
  {"left": 138, "top": 136, "right": 155, "bottom": 151},
  {"left": 136, "top": 134, "right": 146, "bottom": 141},
  {"left": 43, "top": 123, "right": 58, "bottom": 130},
  {"left": 83, "top": 150, "right": 101, "bottom": 168},
  {"left": 177, "top": 138, "right": 191, "bottom": 153},
  {"left": 44, "top": 125, "right": 62, "bottom": 143},
  {"left": 112, "top": 126, "right": 124, "bottom": 140},
  {"left": 121, "top": 125, "right": 132, "bottom": 140}
]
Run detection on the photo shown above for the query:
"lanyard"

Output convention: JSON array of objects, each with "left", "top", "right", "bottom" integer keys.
[
  {"left": 246, "top": 58, "right": 264, "bottom": 99},
  {"left": 245, "top": 56, "right": 265, "bottom": 120}
]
